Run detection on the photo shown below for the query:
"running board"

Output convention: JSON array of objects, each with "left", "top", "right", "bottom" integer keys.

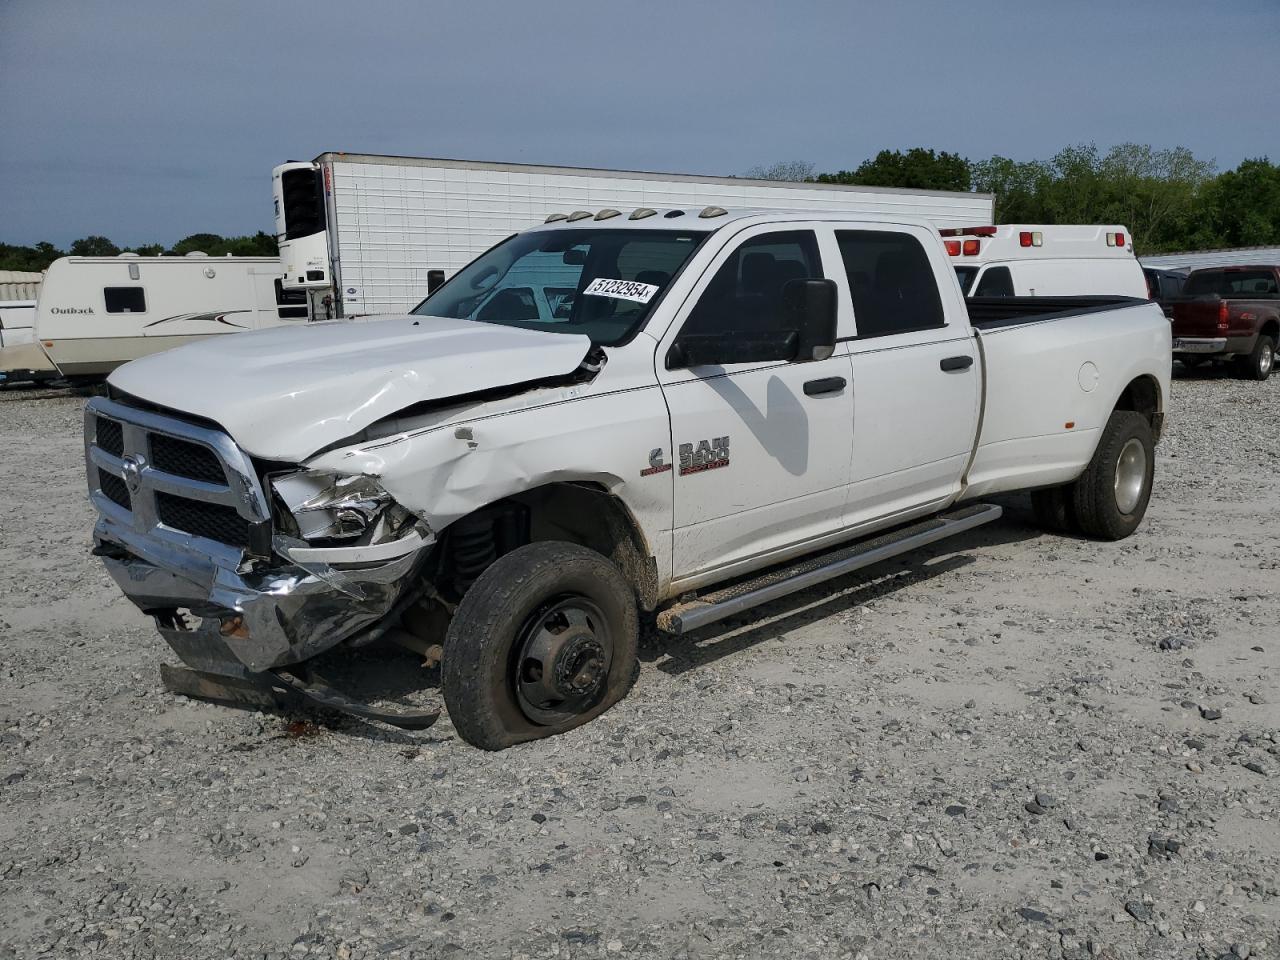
[{"left": 656, "top": 503, "right": 1002, "bottom": 635}]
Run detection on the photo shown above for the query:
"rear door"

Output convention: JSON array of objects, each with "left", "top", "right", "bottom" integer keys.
[
  {"left": 658, "top": 224, "right": 854, "bottom": 584},
  {"left": 834, "top": 226, "right": 980, "bottom": 526}
]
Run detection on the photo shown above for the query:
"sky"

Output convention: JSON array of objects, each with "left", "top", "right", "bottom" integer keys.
[{"left": 2, "top": 0, "right": 1278, "bottom": 248}]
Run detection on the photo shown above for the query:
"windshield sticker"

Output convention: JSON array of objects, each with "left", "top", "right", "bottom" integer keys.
[{"left": 582, "top": 278, "right": 659, "bottom": 304}]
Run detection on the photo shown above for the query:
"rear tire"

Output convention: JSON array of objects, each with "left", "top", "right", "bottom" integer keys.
[
  {"left": 442, "top": 540, "right": 638, "bottom": 751},
  {"left": 1071, "top": 410, "right": 1155, "bottom": 541},
  {"left": 1236, "top": 335, "right": 1274, "bottom": 381}
]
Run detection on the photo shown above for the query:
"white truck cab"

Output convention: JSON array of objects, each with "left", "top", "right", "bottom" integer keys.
[
  {"left": 86, "top": 208, "right": 1171, "bottom": 749},
  {"left": 945, "top": 224, "right": 1147, "bottom": 299}
]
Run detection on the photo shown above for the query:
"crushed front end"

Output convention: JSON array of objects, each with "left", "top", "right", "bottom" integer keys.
[{"left": 84, "top": 395, "right": 437, "bottom": 724}]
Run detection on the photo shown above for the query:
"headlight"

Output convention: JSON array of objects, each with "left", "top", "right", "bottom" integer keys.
[{"left": 271, "top": 470, "right": 413, "bottom": 544}]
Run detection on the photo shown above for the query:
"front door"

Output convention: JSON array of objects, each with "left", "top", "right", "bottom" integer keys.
[{"left": 658, "top": 225, "right": 855, "bottom": 584}]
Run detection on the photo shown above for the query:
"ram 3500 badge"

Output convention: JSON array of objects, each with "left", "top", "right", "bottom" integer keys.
[{"left": 87, "top": 209, "right": 1171, "bottom": 749}]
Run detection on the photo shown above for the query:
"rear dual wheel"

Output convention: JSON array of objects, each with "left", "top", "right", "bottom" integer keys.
[
  {"left": 1031, "top": 410, "right": 1155, "bottom": 541},
  {"left": 441, "top": 541, "right": 638, "bottom": 751}
]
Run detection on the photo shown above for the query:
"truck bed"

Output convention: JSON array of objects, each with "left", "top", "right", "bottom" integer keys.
[{"left": 966, "top": 295, "right": 1148, "bottom": 330}]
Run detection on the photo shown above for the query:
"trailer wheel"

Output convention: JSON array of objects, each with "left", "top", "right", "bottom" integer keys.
[
  {"left": 441, "top": 540, "right": 638, "bottom": 751},
  {"left": 1235, "top": 335, "right": 1274, "bottom": 381},
  {"left": 1071, "top": 410, "right": 1155, "bottom": 541},
  {"left": 1030, "top": 486, "right": 1076, "bottom": 534}
]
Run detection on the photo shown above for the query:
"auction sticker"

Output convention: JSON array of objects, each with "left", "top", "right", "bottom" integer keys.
[{"left": 583, "top": 278, "right": 659, "bottom": 304}]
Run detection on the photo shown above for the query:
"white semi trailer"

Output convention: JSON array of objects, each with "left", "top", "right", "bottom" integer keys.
[{"left": 273, "top": 153, "right": 995, "bottom": 318}]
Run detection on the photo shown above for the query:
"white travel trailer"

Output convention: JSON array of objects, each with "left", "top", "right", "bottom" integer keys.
[
  {"left": 943, "top": 225, "right": 1148, "bottom": 298},
  {"left": 273, "top": 153, "right": 995, "bottom": 318},
  {"left": 0, "top": 254, "right": 307, "bottom": 383}
]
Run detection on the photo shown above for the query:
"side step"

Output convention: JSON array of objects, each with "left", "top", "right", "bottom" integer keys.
[{"left": 656, "top": 503, "right": 1002, "bottom": 635}]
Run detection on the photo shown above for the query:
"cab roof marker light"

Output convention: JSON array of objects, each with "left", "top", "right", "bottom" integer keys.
[
  {"left": 1021, "top": 231, "right": 1044, "bottom": 247},
  {"left": 566, "top": 210, "right": 594, "bottom": 222},
  {"left": 699, "top": 206, "right": 729, "bottom": 218},
  {"left": 629, "top": 208, "right": 658, "bottom": 220},
  {"left": 962, "top": 239, "right": 981, "bottom": 256},
  {"left": 1115, "top": 231, "right": 1126, "bottom": 247},
  {"left": 594, "top": 208, "right": 621, "bottom": 220},
  {"left": 944, "top": 240, "right": 962, "bottom": 256},
  {"left": 1019, "top": 231, "right": 1033, "bottom": 248},
  {"left": 544, "top": 213, "right": 569, "bottom": 223}
]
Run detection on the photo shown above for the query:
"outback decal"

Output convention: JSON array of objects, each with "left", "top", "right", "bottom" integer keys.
[
  {"left": 142, "top": 310, "right": 252, "bottom": 329},
  {"left": 640, "top": 448, "right": 672, "bottom": 477},
  {"left": 679, "top": 437, "right": 730, "bottom": 476},
  {"left": 51, "top": 307, "right": 94, "bottom": 315}
]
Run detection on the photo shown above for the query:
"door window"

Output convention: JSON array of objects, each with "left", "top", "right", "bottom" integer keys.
[
  {"left": 974, "top": 265, "right": 1015, "bottom": 297},
  {"left": 680, "top": 231, "right": 822, "bottom": 338},
  {"left": 835, "top": 231, "right": 944, "bottom": 338},
  {"left": 104, "top": 287, "right": 147, "bottom": 314}
]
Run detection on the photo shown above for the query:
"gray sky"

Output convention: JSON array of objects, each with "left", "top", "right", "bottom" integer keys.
[{"left": 3, "top": 0, "right": 1278, "bottom": 247}]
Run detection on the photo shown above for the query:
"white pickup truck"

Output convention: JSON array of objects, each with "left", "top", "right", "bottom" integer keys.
[{"left": 85, "top": 209, "right": 1172, "bottom": 749}]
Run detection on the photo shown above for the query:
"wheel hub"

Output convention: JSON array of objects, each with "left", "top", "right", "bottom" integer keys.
[
  {"left": 1114, "top": 437, "right": 1147, "bottom": 515},
  {"left": 515, "top": 597, "right": 613, "bottom": 724},
  {"left": 1260, "top": 342, "right": 1273, "bottom": 375}
]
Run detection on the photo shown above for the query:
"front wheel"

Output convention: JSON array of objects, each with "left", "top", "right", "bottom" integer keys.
[
  {"left": 1071, "top": 410, "right": 1156, "bottom": 540},
  {"left": 441, "top": 541, "right": 638, "bottom": 750},
  {"left": 1235, "top": 336, "right": 1274, "bottom": 381}
]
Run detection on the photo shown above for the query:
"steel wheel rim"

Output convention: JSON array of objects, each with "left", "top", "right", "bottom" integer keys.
[
  {"left": 1260, "top": 342, "right": 1274, "bottom": 374},
  {"left": 514, "top": 596, "right": 613, "bottom": 725},
  {"left": 1114, "top": 437, "right": 1147, "bottom": 515}
]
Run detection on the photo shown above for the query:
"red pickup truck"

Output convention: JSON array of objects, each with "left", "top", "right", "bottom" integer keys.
[{"left": 1170, "top": 265, "right": 1279, "bottom": 380}]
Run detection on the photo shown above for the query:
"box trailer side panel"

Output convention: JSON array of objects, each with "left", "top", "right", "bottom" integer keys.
[{"left": 313, "top": 156, "right": 995, "bottom": 316}]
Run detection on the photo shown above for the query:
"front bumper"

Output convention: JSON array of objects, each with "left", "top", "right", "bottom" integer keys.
[{"left": 97, "top": 515, "right": 429, "bottom": 675}]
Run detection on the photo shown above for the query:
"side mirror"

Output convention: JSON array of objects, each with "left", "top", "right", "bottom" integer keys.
[
  {"left": 426, "top": 269, "right": 446, "bottom": 294},
  {"left": 783, "top": 277, "right": 838, "bottom": 362}
]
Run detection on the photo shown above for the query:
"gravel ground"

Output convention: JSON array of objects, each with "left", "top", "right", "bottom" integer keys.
[{"left": 1, "top": 369, "right": 1277, "bottom": 960}]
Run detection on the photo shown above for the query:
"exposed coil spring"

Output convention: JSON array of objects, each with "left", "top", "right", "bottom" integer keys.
[{"left": 451, "top": 517, "right": 497, "bottom": 594}]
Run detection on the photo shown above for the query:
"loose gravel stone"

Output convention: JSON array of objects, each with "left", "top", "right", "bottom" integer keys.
[{"left": 1, "top": 370, "right": 1277, "bottom": 958}]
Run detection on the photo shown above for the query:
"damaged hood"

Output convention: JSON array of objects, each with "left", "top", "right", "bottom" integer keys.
[{"left": 108, "top": 315, "right": 593, "bottom": 461}]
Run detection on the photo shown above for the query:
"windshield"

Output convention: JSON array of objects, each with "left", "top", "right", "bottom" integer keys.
[
  {"left": 412, "top": 228, "right": 707, "bottom": 345},
  {"left": 953, "top": 265, "right": 979, "bottom": 294},
  {"left": 1183, "top": 269, "right": 1279, "bottom": 298}
]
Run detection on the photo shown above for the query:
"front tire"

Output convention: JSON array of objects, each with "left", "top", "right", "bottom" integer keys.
[
  {"left": 442, "top": 541, "right": 638, "bottom": 750},
  {"left": 1071, "top": 410, "right": 1155, "bottom": 540},
  {"left": 1235, "top": 335, "right": 1274, "bottom": 381}
]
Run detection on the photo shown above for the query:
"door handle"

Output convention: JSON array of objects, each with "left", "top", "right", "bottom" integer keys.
[
  {"left": 940, "top": 355, "right": 974, "bottom": 372},
  {"left": 803, "top": 376, "right": 847, "bottom": 397}
]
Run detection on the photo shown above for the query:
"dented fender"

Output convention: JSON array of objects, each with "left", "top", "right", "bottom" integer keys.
[{"left": 305, "top": 379, "right": 677, "bottom": 595}]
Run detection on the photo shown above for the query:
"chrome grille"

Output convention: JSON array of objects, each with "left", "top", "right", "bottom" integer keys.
[
  {"left": 98, "top": 469, "right": 131, "bottom": 509},
  {"left": 84, "top": 397, "right": 271, "bottom": 562},
  {"left": 150, "top": 434, "right": 225, "bottom": 483},
  {"left": 156, "top": 493, "right": 250, "bottom": 547},
  {"left": 96, "top": 417, "right": 124, "bottom": 457}
]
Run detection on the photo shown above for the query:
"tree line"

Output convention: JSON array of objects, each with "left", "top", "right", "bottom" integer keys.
[
  {"left": 750, "top": 144, "right": 1280, "bottom": 255},
  {"left": 5, "top": 144, "right": 1277, "bottom": 269},
  {"left": 0, "top": 232, "right": 278, "bottom": 273}
]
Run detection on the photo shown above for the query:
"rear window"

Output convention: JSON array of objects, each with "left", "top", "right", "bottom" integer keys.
[
  {"left": 954, "top": 266, "right": 979, "bottom": 295},
  {"left": 1184, "top": 269, "right": 1279, "bottom": 298},
  {"left": 837, "top": 230, "right": 945, "bottom": 338}
]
